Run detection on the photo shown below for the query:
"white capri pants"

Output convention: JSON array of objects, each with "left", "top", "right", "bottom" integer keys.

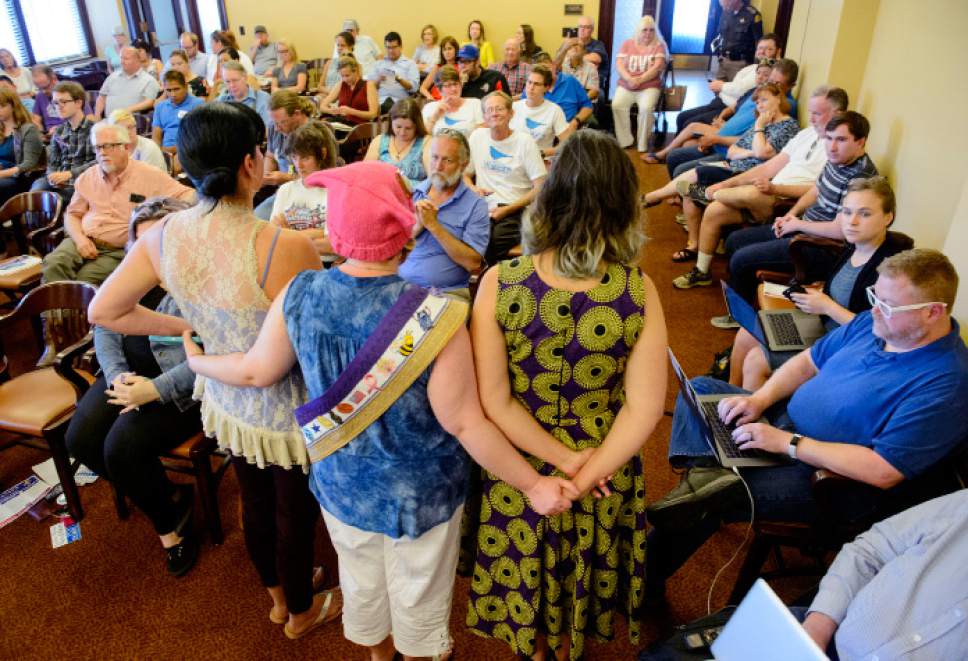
[
  {"left": 322, "top": 504, "right": 464, "bottom": 658},
  {"left": 612, "top": 86, "right": 661, "bottom": 152}
]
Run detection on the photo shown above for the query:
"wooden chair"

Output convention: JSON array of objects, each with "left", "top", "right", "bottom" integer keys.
[
  {"left": 0, "top": 191, "right": 64, "bottom": 257},
  {"left": 0, "top": 281, "right": 97, "bottom": 521},
  {"left": 337, "top": 121, "right": 379, "bottom": 163},
  {"left": 134, "top": 112, "right": 153, "bottom": 136},
  {"left": 728, "top": 444, "right": 968, "bottom": 603},
  {"left": 755, "top": 235, "right": 847, "bottom": 310},
  {"left": 113, "top": 431, "right": 232, "bottom": 544}
]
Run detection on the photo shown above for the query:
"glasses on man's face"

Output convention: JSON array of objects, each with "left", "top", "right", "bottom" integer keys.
[
  {"left": 52, "top": 99, "right": 76, "bottom": 107},
  {"left": 865, "top": 285, "right": 946, "bottom": 319},
  {"left": 94, "top": 142, "right": 124, "bottom": 152}
]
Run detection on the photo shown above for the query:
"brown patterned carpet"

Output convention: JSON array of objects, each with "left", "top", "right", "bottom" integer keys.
[{"left": 0, "top": 153, "right": 807, "bottom": 660}]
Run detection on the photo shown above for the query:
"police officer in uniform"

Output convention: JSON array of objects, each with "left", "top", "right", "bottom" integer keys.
[{"left": 713, "top": 0, "right": 763, "bottom": 81}]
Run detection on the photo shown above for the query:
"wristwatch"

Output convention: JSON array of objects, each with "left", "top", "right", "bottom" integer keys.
[{"left": 788, "top": 433, "right": 803, "bottom": 459}]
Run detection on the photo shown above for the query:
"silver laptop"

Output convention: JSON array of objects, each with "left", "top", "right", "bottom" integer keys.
[
  {"left": 668, "top": 348, "right": 784, "bottom": 468},
  {"left": 721, "top": 282, "right": 825, "bottom": 352},
  {"left": 711, "top": 579, "right": 829, "bottom": 660}
]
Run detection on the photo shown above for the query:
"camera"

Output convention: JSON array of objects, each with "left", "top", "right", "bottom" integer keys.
[{"left": 562, "top": 27, "right": 578, "bottom": 38}]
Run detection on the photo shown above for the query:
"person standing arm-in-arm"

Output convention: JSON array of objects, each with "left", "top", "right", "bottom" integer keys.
[{"left": 181, "top": 283, "right": 579, "bottom": 515}]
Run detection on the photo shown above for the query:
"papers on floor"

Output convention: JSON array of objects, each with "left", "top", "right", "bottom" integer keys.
[
  {"left": 0, "top": 475, "right": 53, "bottom": 529},
  {"left": 50, "top": 519, "right": 82, "bottom": 548},
  {"left": 32, "top": 457, "right": 98, "bottom": 488}
]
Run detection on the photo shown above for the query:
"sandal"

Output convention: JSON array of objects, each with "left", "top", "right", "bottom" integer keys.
[
  {"left": 671, "top": 247, "right": 698, "bottom": 263},
  {"left": 640, "top": 152, "right": 664, "bottom": 164},
  {"left": 271, "top": 566, "right": 328, "bottom": 623},
  {"left": 283, "top": 588, "right": 343, "bottom": 640}
]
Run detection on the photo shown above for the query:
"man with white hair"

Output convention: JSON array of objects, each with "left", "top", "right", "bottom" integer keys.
[
  {"left": 42, "top": 122, "right": 193, "bottom": 285},
  {"left": 400, "top": 129, "right": 490, "bottom": 294},
  {"left": 332, "top": 19, "right": 380, "bottom": 76},
  {"left": 94, "top": 46, "right": 160, "bottom": 120}
]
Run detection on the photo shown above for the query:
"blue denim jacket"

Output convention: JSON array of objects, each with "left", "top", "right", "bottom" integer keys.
[{"left": 93, "top": 295, "right": 196, "bottom": 411}]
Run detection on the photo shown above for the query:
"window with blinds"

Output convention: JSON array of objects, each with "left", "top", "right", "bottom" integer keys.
[{"left": 0, "top": 0, "right": 93, "bottom": 65}]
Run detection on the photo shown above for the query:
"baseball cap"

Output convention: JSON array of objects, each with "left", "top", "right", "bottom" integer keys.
[
  {"left": 457, "top": 44, "right": 479, "bottom": 61},
  {"left": 254, "top": 25, "right": 267, "bottom": 34},
  {"left": 341, "top": 19, "right": 359, "bottom": 31}
]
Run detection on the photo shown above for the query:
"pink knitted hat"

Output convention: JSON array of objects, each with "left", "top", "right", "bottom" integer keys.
[{"left": 304, "top": 161, "right": 415, "bottom": 262}]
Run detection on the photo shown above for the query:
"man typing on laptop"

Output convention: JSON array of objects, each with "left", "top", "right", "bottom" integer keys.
[{"left": 645, "top": 249, "right": 968, "bottom": 599}]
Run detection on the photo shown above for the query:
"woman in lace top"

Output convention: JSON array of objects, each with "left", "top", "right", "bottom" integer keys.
[{"left": 89, "top": 102, "right": 340, "bottom": 640}]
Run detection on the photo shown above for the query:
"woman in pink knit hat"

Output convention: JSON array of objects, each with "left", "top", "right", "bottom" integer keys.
[{"left": 182, "top": 159, "right": 580, "bottom": 661}]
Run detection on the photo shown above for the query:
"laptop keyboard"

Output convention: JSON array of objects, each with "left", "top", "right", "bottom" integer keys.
[
  {"left": 702, "top": 401, "right": 743, "bottom": 457},
  {"left": 767, "top": 313, "right": 804, "bottom": 346},
  {"left": 701, "top": 401, "right": 771, "bottom": 459}
]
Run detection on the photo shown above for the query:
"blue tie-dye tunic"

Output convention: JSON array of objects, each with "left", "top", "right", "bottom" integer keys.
[{"left": 284, "top": 268, "right": 471, "bottom": 539}]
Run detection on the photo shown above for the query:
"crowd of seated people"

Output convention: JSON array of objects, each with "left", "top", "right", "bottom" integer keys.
[{"left": 3, "top": 10, "right": 966, "bottom": 661}]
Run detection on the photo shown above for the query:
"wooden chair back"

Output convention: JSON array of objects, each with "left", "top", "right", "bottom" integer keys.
[
  {"left": 0, "top": 192, "right": 63, "bottom": 256},
  {"left": 0, "top": 281, "right": 97, "bottom": 383}
]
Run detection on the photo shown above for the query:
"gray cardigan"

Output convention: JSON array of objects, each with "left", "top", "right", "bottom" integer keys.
[{"left": 10, "top": 122, "right": 44, "bottom": 174}]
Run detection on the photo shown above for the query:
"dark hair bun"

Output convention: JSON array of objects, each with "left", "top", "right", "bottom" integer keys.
[
  {"left": 177, "top": 102, "right": 265, "bottom": 201},
  {"left": 198, "top": 167, "right": 237, "bottom": 199}
]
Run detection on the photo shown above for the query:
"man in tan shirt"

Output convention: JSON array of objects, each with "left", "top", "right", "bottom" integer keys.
[{"left": 42, "top": 122, "right": 194, "bottom": 284}]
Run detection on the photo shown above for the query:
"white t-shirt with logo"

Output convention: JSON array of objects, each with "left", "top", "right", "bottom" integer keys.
[
  {"left": 422, "top": 98, "right": 484, "bottom": 138},
  {"left": 270, "top": 178, "right": 328, "bottom": 231},
  {"left": 773, "top": 127, "right": 828, "bottom": 186},
  {"left": 509, "top": 99, "right": 569, "bottom": 150},
  {"left": 467, "top": 127, "right": 547, "bottom": 208}
]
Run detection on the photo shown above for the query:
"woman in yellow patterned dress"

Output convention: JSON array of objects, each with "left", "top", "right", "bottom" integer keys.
[{"left": 467, "top": 129, "right": 668, "bottom": 660}]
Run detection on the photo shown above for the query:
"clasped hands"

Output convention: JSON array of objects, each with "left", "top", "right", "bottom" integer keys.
[
  {"left": 524, "top": 447, "right": 614, "bottom": 516},
  {"left": 105, "top": 372, "right": 160, "bottom": 414}
]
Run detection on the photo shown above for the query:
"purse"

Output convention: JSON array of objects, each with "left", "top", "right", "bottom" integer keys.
[{"left": 662, "top": 62, "right": 687, "bottom": 112}]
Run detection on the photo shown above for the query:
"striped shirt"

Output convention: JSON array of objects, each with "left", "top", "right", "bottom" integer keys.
[{"left": 804, "top": 153, "right": 877, "bottom": 221}]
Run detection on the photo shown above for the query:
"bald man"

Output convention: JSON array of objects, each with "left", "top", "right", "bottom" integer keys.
[{"left": 489, "top": 38, "right": 531, "bottom": 98}]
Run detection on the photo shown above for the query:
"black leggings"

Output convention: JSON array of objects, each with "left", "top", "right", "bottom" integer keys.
[
  {"left": 65, "top": 375, "right": 202, "bottom": 534},
  {"left": 232, "top": 457, "right": 320, "bottom": 615}
]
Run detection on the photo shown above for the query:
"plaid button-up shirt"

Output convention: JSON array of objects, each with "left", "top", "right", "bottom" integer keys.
[
  {"left": 47, "top": 117, "right": 96, "bottom": 178},
  {"left": 490, "top": 61, "right": 531, "bottom": 97}
]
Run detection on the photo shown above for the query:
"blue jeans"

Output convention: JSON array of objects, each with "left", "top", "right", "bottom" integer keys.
[
  {"left": 254, "top": 193, "right": 275, "bottom": 221},
  {"left": 667, "top": 148, "right": 723, "bottom": 178},
  {"left": 725, "top": 225, "right": 841, "bottom": 305},
  {"left": 647, "top": 377, "right": 817, "bottom": 591}
]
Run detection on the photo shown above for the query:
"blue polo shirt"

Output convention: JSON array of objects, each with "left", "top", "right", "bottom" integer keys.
[
  {"left": 398, "top": 179, "right": 490, "bottom": 290},
  {"left": 714, "top": 90, "right": 798, "bottom": 156},
  {"left": 787, "top": 312, "right": 968, "bottom": 479},
  {"left": 152, "top": 94, "right": 206, "bottom": 147},
  {"left": 545, "top": 72, "right": 593, "bottom": 122},
  {"left": 217, "top": 87, "right": 271, "bottom": 126}
]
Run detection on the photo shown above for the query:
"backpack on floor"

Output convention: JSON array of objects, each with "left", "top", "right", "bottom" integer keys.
[{"left": 637, "top": 606, "right": 736, "bottom": 661}]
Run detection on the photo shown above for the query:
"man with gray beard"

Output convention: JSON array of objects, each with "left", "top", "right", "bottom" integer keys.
[{"left": 399, "top": 129, "right": 490, "bottom": 295}]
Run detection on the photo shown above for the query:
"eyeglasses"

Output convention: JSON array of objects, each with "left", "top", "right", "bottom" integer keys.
[
  {"left": 94, "top": 142, "right": 125, "bottom": 152},
  {"left": 52, "top": 99, "right": 77, "bottom": 106},
  {"left": 865, "top": 285, "right": 946, "bottom": 319}
]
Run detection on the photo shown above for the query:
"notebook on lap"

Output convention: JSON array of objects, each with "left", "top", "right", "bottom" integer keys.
[
  {"left": 721, "top": 282, "right": 825, "bottom": 352},
  {"left": 711, "top": 579, "right": 829, "bottom": 661},
  {"left": 667, "top": 348, "right": 784, "bottom": 468}
]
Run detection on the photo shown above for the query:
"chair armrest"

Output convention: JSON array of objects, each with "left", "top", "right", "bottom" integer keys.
[
  {"left": 756, "top": 269, "right": 794, "bottom": 284},
  {"left": 53, "top": 330, "right": 94, "bottom": 396},
  {"left": 789, "top": 236, "right": 845, "bottom": 283}
]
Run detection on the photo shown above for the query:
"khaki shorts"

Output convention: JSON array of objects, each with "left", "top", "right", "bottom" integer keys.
[{"left": 322, "top": 504, "right": 464, "bottom": 657}]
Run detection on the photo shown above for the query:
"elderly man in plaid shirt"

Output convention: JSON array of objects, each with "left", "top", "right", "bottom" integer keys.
[
  {"left": 31, "top": 81, "right": 96, "bottom": 202},
  {"left": 490, "top": 38, "right": 531, "bottom": 99}
]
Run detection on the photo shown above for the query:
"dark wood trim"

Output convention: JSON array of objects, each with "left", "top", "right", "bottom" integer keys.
[
  {"left": 122, "top": 0, "right": 143, "bottom": 43},
  {"left": 186, "top": 2, "right": 203, "bottom": 48},
  {"left": 74, "top": 0, "right": 98, "bottom": 60},
  {"left": 774, "top": 0, "right": 795, "bottom": 54},
  {"left": 216, "top": 0, "right": 227, "bottom": 32},
  {"left": 597, "top": 0, "right": 616, "bottom": 70},
  {"left": 10, "top": 0, "right": 34, "bottom": 64},
  {"left": 171, "top": 0, "right": 185, "bottom": 34},
  {"left": 137, "top": 0, "right": 162, "bottom": 57}
]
